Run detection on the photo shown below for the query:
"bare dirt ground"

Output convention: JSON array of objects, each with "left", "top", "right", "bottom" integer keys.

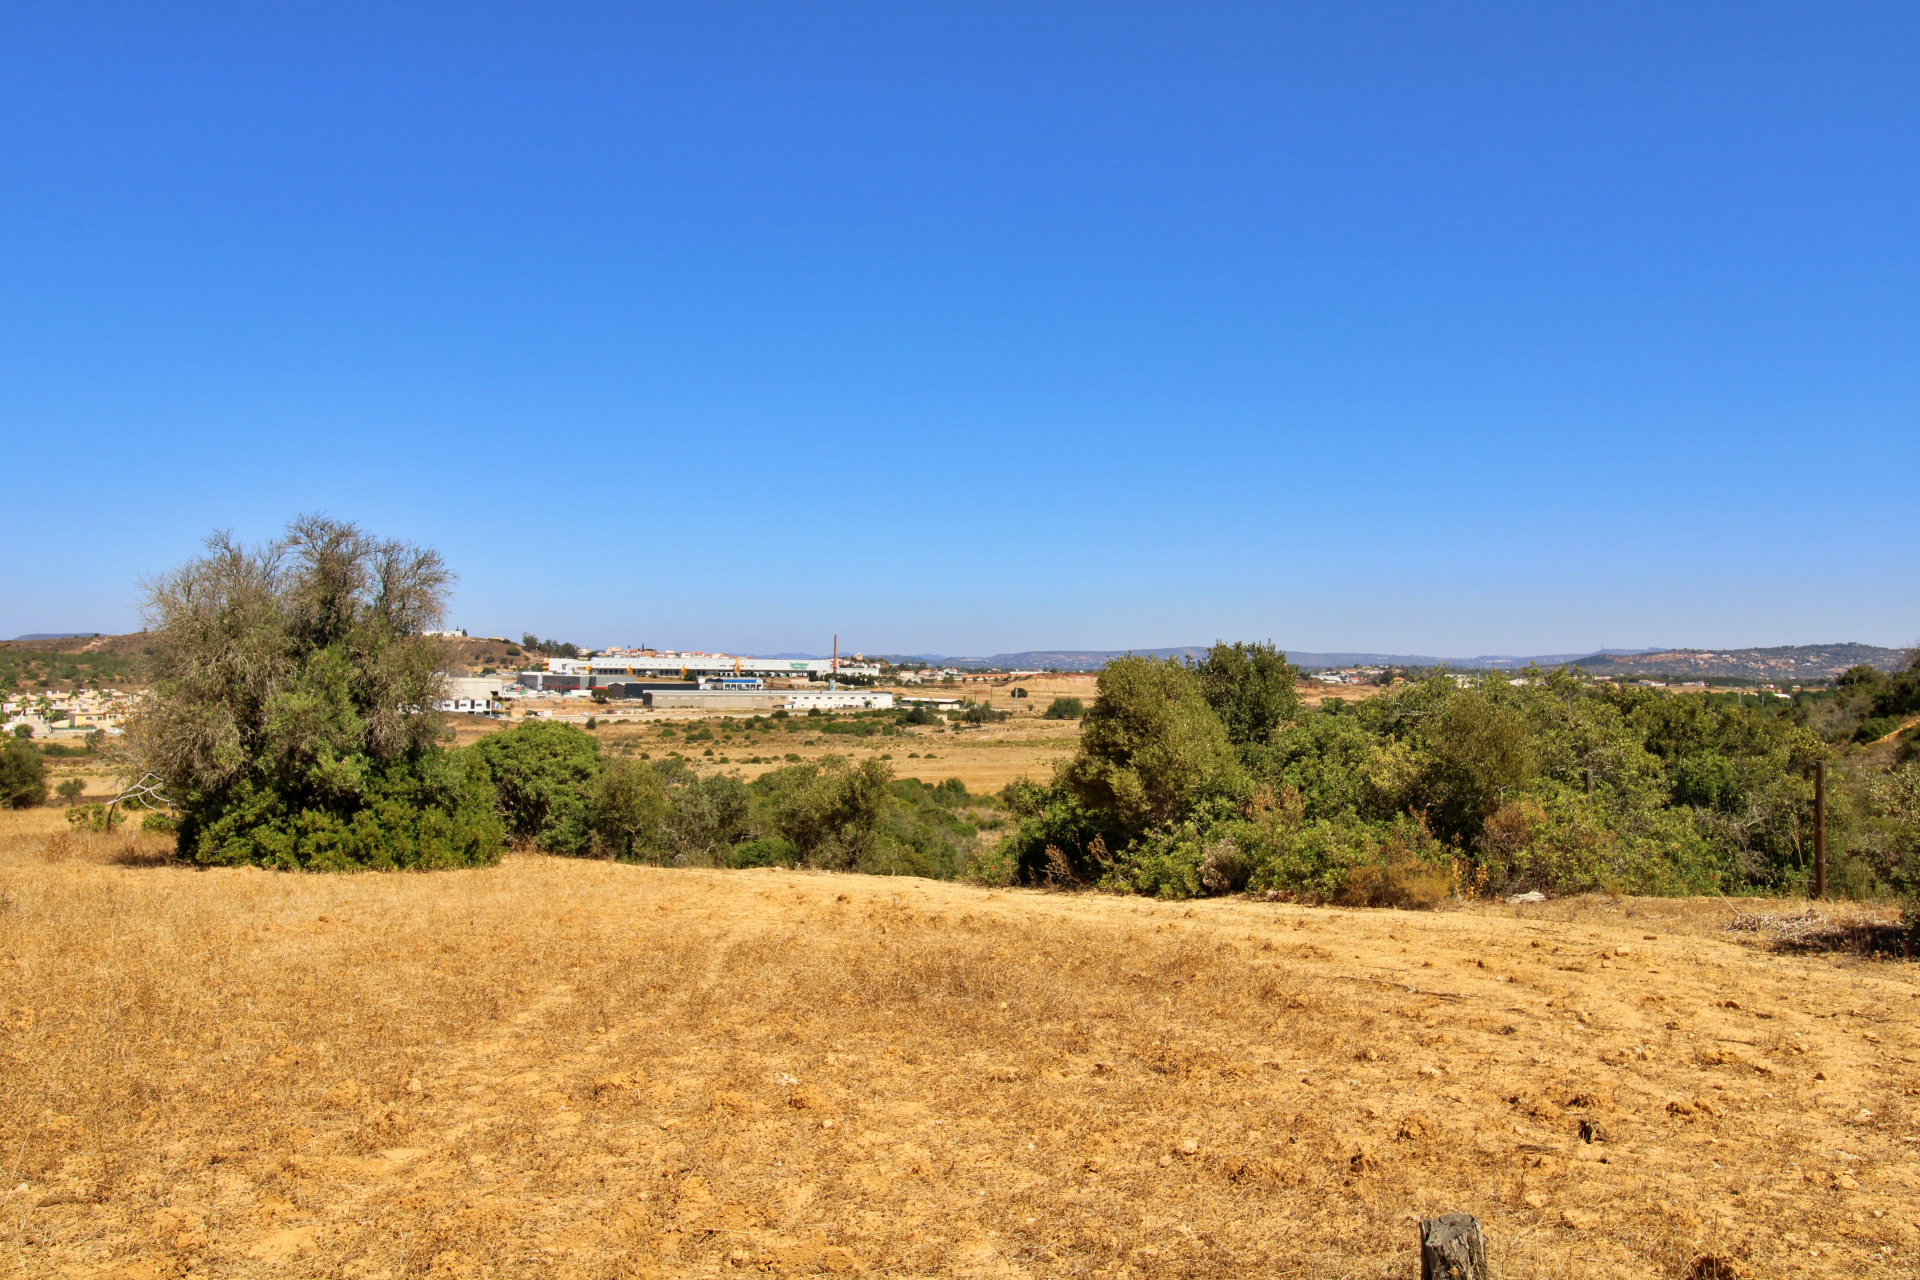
[{"left": 4, "top": 814, "right": 1916, "bottom": 1280}]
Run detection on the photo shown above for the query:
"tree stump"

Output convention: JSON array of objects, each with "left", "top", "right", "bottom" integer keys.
[{"left": 1419, "top": 1214, "right": 1486, "bottom": 1280}]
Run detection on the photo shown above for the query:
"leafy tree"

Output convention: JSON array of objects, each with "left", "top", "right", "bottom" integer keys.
[
  {"left": 761, "top": 755, "right": 893, "bottom": 870},
  {"left": 466, "top": 720, "right": 604, "bottom": 854},
  {"left": 0, "top": 739, "right": 47, "bottom": 809},
  {"left": 132, "top": 516, "right": 502, "bottom": 869},
  {"left": 520, "top": 634, "right": 580, "bottom": 659},
  {"left": 589, "top": 759, "right": 669, "bottom": 859},
  {"left": 1191, "top": 641, "right": 1299, "bottom": 747},
  {"left": 1418, "top": 688, "right": 1538, "bottom": 847},
  {"left": 657, "top": 764, "right": 752, "bottom": 864},
  {"left": 1057, "top": 656, "right": 1240, "bottom": 839},
  {"left": 986, "top": 647, "right": 1866, "bottom": 901},
  {"left": 1042, "top": 696, "right": 1085, "bottom": 720},
  {"left": 1859, "top": 763, "right": 1920, "bottom": 910},
  {"left": 56, "top": 778, "right": 86, "bottom": 806}
]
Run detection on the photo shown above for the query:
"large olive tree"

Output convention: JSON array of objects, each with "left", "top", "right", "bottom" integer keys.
[{"left": 134, "top": 515, "right": 502, "bottom": 869}]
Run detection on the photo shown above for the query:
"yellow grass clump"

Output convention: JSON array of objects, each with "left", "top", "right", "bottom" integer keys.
[{"left": 2, "top": 813, "right": 1917, "bottom": 1278}]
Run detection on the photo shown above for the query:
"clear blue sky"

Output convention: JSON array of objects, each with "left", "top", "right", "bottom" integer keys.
[{"left": 3, "top": 3, "right": 1915, "bottom": 657}]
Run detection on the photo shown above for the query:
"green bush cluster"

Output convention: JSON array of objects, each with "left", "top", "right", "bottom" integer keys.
[
  {"left": 0, "top": 738, "right": 47, "bottom": 809},
  {"left": 1795, "top": 660, "right": 1920, "bottom": 746},
  {"left": 136, "top": 518, "right": 505, "bottom": 871},
  {"left": 982, "top": 642, "right": 1904, "bottom": 905},
  {"left": 464, "top": 720, "right": 995, "bottom": 875}
]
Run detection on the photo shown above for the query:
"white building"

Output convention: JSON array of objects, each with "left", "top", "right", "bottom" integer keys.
[
  {"left": 436, "top": 677, "right": 505, "bottom": 715},
  {"left": 785, "top": 690, "right": 894, "bottom": 711},
  {"left": 571, "top": 653, "right": 883, "bottom": 680}
]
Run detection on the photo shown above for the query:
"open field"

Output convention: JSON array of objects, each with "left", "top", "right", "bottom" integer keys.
[
  {"left": 445, "top": 715, "right": 1085, "bottom": 795},
  {"left": 4, "top": 815, "right": 1917, "bottom": 1279}
]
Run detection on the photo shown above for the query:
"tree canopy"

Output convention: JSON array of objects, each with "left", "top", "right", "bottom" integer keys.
[
  {"left": 980, "top": 641, "right": 1920, "bottom": 908},
  {"left": 134, "top": 516, "right": 502, "bottom": 869}
]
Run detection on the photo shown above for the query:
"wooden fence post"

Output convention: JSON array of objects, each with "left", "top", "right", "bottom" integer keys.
[{"left": 1419, "top": 1214, "right": 1486, "bottom": 1280}]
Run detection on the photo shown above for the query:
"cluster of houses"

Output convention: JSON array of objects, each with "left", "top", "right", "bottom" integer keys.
[
  {"left": 1309, "top": 665, "right": 1391, "bottom": 685},
  {"left": 3, "top": 687, "right": 131, "bottom": 739},
  {"left": 888, "top": 667, "right": 1024, "bottom": 684}
]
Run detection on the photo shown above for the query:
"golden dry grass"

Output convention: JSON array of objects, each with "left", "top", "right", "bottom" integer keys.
[
  {"left": 446, "top": 714, "right": 1082, "bottom": 794},
  {"left": 4, "top": 818, "right": 1917, "bottom": 1280}
]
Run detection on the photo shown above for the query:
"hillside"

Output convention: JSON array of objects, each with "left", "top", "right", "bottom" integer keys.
[
  {"left": 0, "top": 633, "right": 526, "bottom": 685},
  {"left": 887, "top": 648, "right": 1674, "bottom": 673},
  {"left": 4, "top": 818, "right": 1915, "bottom": 1279},
  {"left": 1576, "top": 644, "right": 1910, "bottom": 682}
]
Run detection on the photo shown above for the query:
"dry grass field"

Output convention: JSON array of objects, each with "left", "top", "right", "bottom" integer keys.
[
  {"left": 4, "top": 810, "right": 1918, "bottom": 1280},
  {"left": 443, "top": 715, "right": 1083, "bottom": 795}
]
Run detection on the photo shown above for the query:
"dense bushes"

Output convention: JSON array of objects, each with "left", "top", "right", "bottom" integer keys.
[
  {"left": 467, "top": 720, "right": 604, "bottom": 854},
  {"left": 755, "top": 757, "right": 892, "bottom": 870},
  {"left": 1042, "top": 696, "right": 1084, "bottom": 720},
  {"left": 462, "top": 725, "right": 993, "bottom": 878},
  {"left": 181, "top": 750, "right": 503, "bottom": 870},
  {"left": 1796, "top": 658, "right": 1920, "bottom": 745},
  {"left": 135, "top": 518, "right": 504, "bottom": 870},
  {"left": 983, "top": 642, "right": 1910, "bottom": 905},
  {"left": 0, "top": 738, "right": 48, "bottom": 809}
]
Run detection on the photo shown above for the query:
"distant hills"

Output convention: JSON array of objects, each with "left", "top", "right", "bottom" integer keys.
[
  {"left": 8, "top": 632, "right": 1910, "bottom": 683},
  {"left": 870, "top": 646, "right": 1664, "bottom": 672},
  {"left": 869, "top": 643, "right": 1913, "bottom": 680},
  {"left": 1573, "top": 644, "right": 1910, "bottom": 680}
]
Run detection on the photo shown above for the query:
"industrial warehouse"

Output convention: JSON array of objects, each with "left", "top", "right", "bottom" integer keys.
[{"left": 436, "top": 649, "right": 896, "bottom": 715}]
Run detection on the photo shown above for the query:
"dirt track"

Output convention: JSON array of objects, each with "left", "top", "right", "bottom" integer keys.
[{"left": 2, "top": 823, "right": 1917, "bottom": 1279}]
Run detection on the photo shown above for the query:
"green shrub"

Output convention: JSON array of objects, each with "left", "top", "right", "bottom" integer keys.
[
  {"left": 177, "top": 752, "right": 502, "bottom": 870},
  {"left": 1042, "top": 696, "right": 1085, "bottom": 720},
  {"left": 757, "top": 756, "right": 893, "bottom": 871},
  {"left": 56, "top": 778, "right": 86, "bottom": 805},
  {"left": 589, "top": 759, "right": 668, "bottom": 860},
  {"left": 66, "top": 803, "right": 119, "bottom": 832},
  {"left": 730, "top": 835, "right": 798, "bottom": 868},
  {"left": 139, "top": 811, "right": 178, "bottom": 834},
  {"left": 1057, "top": 656, "right": 1241, "bottom": 842},
  {"left": 0, "top": 740, "right": 48, "bottom": 809},
  {"left": 1855, "top": 716, "right": 1903, "bottom": 744},
  {"left": 137, "top": 517, "right": 503, "bottom": 871},
  {"left": 465, "top": 720, "right": 604, "bottom": 854},
  {"left": 657, "top": 766, "right": 752, "bottom": 865}
]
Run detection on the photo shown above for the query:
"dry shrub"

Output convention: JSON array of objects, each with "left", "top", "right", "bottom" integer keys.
[
  {"left": 1199, "top": 837, "right": 1251, "bottom": 894},
  {"left": 1334, "top": 853, "right": 1452, "bottom": 909},
  {"left": 30, "top": 828, "right": 174, "bottom": 867},
  {"left": 1041, "top": 843, "right": 1080, "bottom": 887},
  {"left": 1480, "top": 798, "right": 1547, "bottom": 863}
]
